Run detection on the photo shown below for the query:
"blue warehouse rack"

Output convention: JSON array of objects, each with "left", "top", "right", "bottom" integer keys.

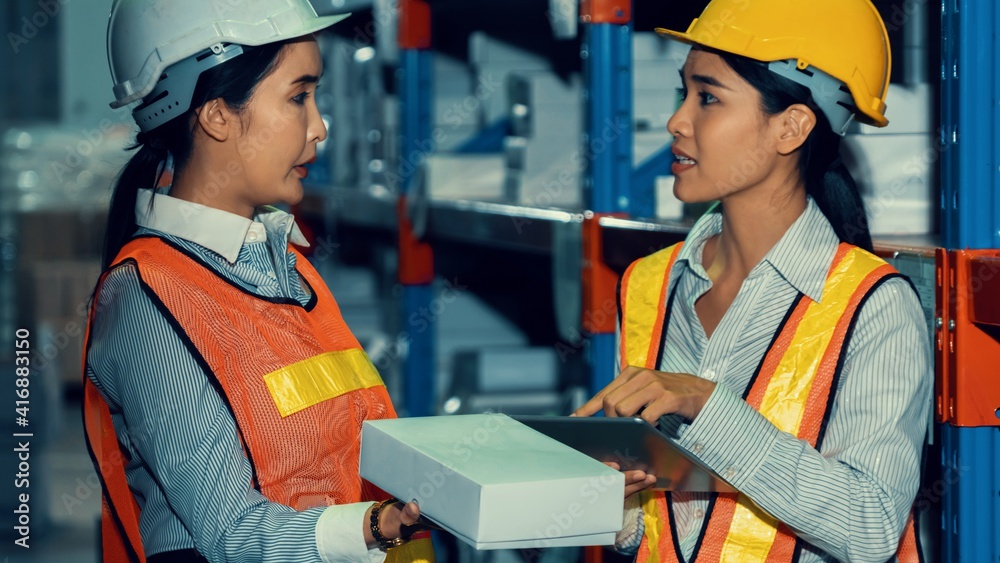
[{"left": 939, "top": 1, "right": 1000, "bottom": 562}]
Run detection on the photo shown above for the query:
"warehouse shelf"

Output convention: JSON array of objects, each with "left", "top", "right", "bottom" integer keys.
[
  {"left": 323, "top": 188, "right": 939, "bottom": 255},
  {"left": 321, "top": 187, "right": 585, "bottom": 254},
  {"left": 314, "top": 1, "right": 1000, "bottom": 558}
]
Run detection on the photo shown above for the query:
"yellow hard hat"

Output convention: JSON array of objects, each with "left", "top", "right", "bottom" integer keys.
[{"left": 656, "top": 0, "right": 891, "bottom": 129}]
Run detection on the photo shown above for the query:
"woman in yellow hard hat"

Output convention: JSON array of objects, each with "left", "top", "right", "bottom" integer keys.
[
  {"left": 574, "top": 1, "right": 930, "bottom": 561},
  {"left": 84, "top": 1, "right": 433, "bottom": 561}
]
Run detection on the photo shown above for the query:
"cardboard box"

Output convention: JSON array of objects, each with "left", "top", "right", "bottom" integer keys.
[{"left": 360, "top": 414, "right": 625, "bottom": 550}]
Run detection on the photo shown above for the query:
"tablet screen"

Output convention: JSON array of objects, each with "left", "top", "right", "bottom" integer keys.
[{"left": 514, "top": 416, "right": 736, "bottom": 493}]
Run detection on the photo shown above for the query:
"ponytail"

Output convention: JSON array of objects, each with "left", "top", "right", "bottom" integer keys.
[
  {"left": 102, "top": 139, "right": 168, "bottom": 270},
  {"left": 801, "top": 119, "right": 875, "bottom": 253},
  {"left": 716, "top": 50, "right": 875, "bottom": 252},
  {"left": 812, "top": 157, "right": 874, "bottom": 253}
]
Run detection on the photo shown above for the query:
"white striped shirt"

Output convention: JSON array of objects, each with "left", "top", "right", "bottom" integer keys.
[
  {"left": 86, "top": 189, "right": 384, "bottom": 562},
  {"left": 619, "top": 199, "right": 931, "bottom": 562}
]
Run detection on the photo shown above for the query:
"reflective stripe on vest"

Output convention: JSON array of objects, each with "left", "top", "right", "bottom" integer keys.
[
  {"left": 83, "top": 237, "right": 433, "bottom": 562},
  {"left": 622, "top": 242, "right": 919, "bottom": 562},
  {"left": 265, "top": 349, "right": 386, "bottom": 418}
]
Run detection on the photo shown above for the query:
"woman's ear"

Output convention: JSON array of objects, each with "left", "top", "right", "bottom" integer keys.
[
  {"left": 194, "top": 99, "right": 233, "bottom": 143},
  {"left": 775, "top": 104, "right": 816, "bottom": 155}
]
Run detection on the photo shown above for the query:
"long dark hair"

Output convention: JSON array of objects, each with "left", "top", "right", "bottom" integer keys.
[
  {"left": 102, "top": 41, "right": 291, "bottom": 269},
  {"left": 718, "top": 51, "right": 874, "bottom": 253}
]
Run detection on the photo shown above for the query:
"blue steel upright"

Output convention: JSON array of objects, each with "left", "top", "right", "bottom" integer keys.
[
  {"left": 582, "top": 3, "right": 635, "bottom": 395},
  {"left": 400, "top": 50, "right": 433, "bottom": 190},
  {"left": 939, "top": 2, "right": 1000, "bottom": 562},
  {"left": 399, "top": 44, "right": 436, "bottom": 417},
  {"left": 402, "top": 282, "right": 435, "bottom": 417},
  {"left": 939, "top": 423, "right": 1000, "bottom": 562},
  {"left": 940, "top": 1, "right": 1000, "bottom": 249},
  {"left": 583, "top": 19, "right": 636, "bottom": 217}
]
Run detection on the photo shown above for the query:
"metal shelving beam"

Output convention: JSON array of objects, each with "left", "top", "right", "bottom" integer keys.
[
  {"left": 598, "top": 215, "right": 687, "bottom": 273},
  {"left": 326, "top": 188, "right": 585, "bottom": 254},
  {"left": 939, "top": 1, "right": 1000, "bottom": 561},
  {"left": 427, "top": 201, "right": 583, "bottom": 253}
]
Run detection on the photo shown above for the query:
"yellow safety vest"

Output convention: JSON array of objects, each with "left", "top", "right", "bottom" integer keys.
[{"left": 620, "top": 242, "right": 920, "bottom": 563}]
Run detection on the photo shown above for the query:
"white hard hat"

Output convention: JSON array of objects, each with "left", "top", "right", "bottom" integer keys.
[{"left": 107, "top": 0, "right": 349, "bottom": 132}]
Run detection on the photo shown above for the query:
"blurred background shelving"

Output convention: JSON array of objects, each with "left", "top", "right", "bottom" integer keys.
[{"left": 1, "top": 1, "right": 999, "bottom": 562}]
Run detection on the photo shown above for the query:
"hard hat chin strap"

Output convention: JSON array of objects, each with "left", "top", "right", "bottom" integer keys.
[
  {"left": 767, "top": 59, "right": 858, "bottom": 137},
  {"left": 133, "top": 43, "right": 245, "bottom": 133}
]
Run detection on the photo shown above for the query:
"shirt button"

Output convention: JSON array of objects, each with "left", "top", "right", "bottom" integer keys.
[
  {"left": 693, "top": 509, "right": 705, "bottom": 519},
  {"left": 723, "top": 468, "right": 737, "bottom": 480},
  {"left": 247, "top": 232, "right": 258, "bottom": 242},
  {"left": 702, "top": 369, "right": 717, "bottom": 381},
  {"left": 691, "top": 443, "right": 705, "bottom": 455},
  {"left": 268, "top": 271, "right": 276, "bottom": 279}
]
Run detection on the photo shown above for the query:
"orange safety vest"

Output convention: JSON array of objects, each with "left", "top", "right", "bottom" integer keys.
[
  {"left": 82, "top": 236, "right": 434, "bottom": 563},
  {"left": 620, "top": 242, "right": 920, "bottom": 563}
]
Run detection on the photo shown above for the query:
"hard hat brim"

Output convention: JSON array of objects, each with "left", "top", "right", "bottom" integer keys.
[
  {"left": 653, "top": 27, "right": 693, "bottom": 45},
  {"left": 652, "top": 26, "right": 889, "bottom": 128}
]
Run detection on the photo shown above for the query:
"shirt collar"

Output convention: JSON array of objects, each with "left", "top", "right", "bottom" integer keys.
[
  {"left": 675, "top": 202, "right": 722, "bottom": 280},
  {"left": 761, "top": 198, "right": 839, "bottom": 303},
  {"left": 675, "top": 198, "right": 839, "bottom": 303},
  {"left": 255, "top": 205, "right": 311, "bottom": 250},
  {"left": 134, "top": 189, "right": 310, "bottom": 264}
]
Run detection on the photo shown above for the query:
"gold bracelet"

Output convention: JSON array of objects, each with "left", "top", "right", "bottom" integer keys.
[{"left": 370, "top": 498, "right": 407, "bottom": 551}]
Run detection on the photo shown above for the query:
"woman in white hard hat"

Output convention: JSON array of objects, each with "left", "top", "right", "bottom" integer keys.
[
  {"left": 84, "top": 1, "right": 434, "bottom": 562},
  {"left": 575, "top": 1, "right": 930, "bottom": 561}
]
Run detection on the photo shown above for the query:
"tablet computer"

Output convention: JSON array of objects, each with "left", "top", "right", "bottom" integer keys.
[{"left": 513, "top": 415, "right": 737, "bottom": 493}]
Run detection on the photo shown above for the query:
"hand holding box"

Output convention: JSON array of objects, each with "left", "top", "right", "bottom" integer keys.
[{"left": 360, "top": 414, "right": 625, "bottom": 550}]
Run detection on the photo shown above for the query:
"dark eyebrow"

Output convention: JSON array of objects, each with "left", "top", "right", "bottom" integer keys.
[
  {"left": 291, "top": 73, "right": 322, "bottom": 85},
  {"left": 692, "top": 74, "right": 730, "bottom": 90},
  {"left": 678, "top": 69, "right": 731, "bottom": 91}
]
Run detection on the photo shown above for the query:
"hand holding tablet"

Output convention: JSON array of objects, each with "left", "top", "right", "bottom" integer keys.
[{"left": 513, "top": 415, "right": 736, "bottom": 493}]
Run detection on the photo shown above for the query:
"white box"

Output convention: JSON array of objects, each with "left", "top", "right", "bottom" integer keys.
[{"left": 360, "top": 414, "right": 625, "bottom": 550}]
